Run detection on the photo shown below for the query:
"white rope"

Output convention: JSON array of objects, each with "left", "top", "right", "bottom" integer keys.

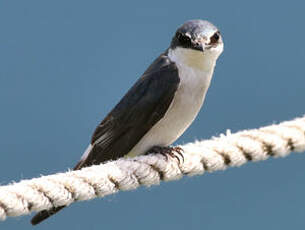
[{"left": 0, "top": 115, "right": 305, "bottom": 221}]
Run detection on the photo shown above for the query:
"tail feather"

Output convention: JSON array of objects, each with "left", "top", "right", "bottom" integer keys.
[
  {"left": 31, "top": 206, "right": 65, "bottom": 225},
  {"left": 31, "top": 145, "right": 93, "bottom": 225}
]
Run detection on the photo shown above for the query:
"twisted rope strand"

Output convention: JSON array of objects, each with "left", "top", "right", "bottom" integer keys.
[{"left": 0, "top": 115, "right": 304, "bottom": 221}]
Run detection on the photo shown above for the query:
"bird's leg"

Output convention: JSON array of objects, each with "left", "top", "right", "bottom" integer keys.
[{"left": 146, "top": 146, "right": 184, "bottom": 163}]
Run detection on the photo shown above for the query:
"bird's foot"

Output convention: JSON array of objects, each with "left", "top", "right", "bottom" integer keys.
[{"left": 146, "top": 146, "right": 184, "bottom": 163}]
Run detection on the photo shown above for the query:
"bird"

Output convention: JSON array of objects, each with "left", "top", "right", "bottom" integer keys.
[{"left": 31, "top": 19, "right": 224, "bottom": 225}]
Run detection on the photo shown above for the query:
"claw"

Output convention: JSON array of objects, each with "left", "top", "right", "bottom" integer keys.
[
  {"left": 172, "top": 146, "right": 184, "bottom": 162},
  {"left": 146, "top": 146, "right": 184, "bottom": 163}
]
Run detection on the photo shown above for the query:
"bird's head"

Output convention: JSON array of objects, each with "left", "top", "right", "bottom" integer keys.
[{"left": 169, "top": 20, "right": 223, "bottom": 70}]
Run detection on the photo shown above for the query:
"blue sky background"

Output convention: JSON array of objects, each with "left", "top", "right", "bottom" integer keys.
[{"left": 1, "top": 0, "right": 305, "bottom": 229}]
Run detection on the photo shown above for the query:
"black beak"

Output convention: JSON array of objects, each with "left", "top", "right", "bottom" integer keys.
[{"left": 192, "top": 41, "right": 204, "bottom": 52}]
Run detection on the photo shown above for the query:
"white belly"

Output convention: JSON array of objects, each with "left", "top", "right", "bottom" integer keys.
[{"left": 127, "top": 54, "right": 215, "bottom": 157}]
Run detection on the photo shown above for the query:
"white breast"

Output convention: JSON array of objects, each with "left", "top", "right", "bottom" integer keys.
[{"left": 127, "top": 46, "right": 222, "bottom": 157}]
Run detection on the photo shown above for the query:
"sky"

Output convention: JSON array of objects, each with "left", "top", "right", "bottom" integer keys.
[{"left": 0, "top": 0, "right": 305, "bottom": 229}]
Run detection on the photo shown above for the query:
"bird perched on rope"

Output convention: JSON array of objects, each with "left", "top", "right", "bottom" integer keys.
[{"left": 31, "top": 19, "right": 224, "bottom": 225}]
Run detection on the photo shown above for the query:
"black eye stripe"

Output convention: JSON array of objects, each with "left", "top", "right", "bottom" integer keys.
[
  {"left": 177, "top": 33, "right": 191, "bottom": 45},
  {"left": 210, "top": 31, "right": 220, "bottom": 44}
]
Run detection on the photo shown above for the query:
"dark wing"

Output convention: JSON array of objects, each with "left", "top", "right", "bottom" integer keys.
[
  {"left": 76, "top": 53, "right": 180, "bottom": 169},
  {"left": 31, "top": 53, "right": 180, "bottom": 225},
  {"left": 32, "top": 51, "right": 180, "bottom": 225}
]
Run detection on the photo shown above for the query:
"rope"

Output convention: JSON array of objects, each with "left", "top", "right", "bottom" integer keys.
[{"left": 0, "top": 115, "right": 305, "bottom": 221}]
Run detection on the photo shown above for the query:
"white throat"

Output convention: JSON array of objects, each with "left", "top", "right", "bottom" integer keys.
[
  {"left": 167, "top": 46, "right": 223, "bottom": 95},
  {"left": 168, "top": 45, "right": 223, "bottom": 72}
]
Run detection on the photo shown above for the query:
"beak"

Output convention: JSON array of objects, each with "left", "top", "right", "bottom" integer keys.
[
  {"left": 192, "top": 36, "right": 209, "bottom": 52},
  {"left": 192, "top": 41, "right": 205, "bottom": 52},
  {"left": 194, "top": 40, "right": 219, "bottom": 51}
]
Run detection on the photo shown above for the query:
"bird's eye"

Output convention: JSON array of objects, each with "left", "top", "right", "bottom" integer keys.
[
  {"left": 177, "top": 33, "right": 191, "bottom": 47},
  {"left": 210, "top": 31, "right": 220, "bottom": 44}
]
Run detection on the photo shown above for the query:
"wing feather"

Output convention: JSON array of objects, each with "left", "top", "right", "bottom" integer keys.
[
  {"left": 31, "top": 52, "right": 180, "bottom": 225},
  {"left": 77, "top": 53, "right": 179, "bottom": 169}
]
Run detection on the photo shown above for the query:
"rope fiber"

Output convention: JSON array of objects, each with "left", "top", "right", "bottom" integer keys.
[{"left": 0, "top": 115, "right": 305, "bottom": 221}]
